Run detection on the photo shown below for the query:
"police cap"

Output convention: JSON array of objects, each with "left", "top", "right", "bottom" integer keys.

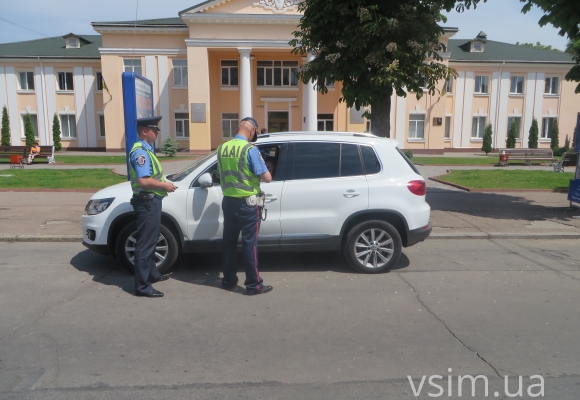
[
  {"left": 136, "top": 116, "right": 162, "bottom": 132},
  {"left": 240, "top": 117, "right": 258, "bottom": 131}
]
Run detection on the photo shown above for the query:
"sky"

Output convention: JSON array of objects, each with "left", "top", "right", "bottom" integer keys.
[{"left": 0, "top": 0, "right": 570, "bottom": 51}]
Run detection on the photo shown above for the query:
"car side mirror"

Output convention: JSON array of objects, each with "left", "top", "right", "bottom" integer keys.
[{"left": 198, "top": 173, "right": 213, "bottom": 188}]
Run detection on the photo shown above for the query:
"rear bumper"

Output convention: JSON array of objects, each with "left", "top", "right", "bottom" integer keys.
[
  {"left": 82, "top": 241, "right": 111, "bottom": 255},
  {"left": 406, "top": 223, "right": 432, "bottom": 247}
]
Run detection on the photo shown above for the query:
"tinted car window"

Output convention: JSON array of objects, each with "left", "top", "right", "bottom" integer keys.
[
  {"left": 340, "top": 144, "right": 363, "bottom": 177},
  {"left": 292, "top": 142, "right": 340, "bottom": 180},
  {"left": 360, "top": 145, "right": 381, "bottom": 175}
]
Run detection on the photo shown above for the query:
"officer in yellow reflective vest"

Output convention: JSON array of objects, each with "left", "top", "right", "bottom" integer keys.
[
  {"left": 129, "top": 116, "right": 177, "bottom": 298},
  {"left": 217, "top": 117, "right": 273, "bottom": 295}
]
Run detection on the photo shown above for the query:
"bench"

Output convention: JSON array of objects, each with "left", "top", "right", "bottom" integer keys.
[
  {"left": 0, "top": 145, "right": 55, "bottom": 165},
  {"left": 497, "top": 148, "right": 556, "bottom": 166}
]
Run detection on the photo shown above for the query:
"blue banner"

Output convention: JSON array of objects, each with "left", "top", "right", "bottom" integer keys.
[{"left": 121, "top": 72, "right": 154, "bottom": 179}]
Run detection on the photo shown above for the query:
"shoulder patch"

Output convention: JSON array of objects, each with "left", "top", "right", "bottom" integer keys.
[{"left": 136, "top": 154, "right": 146, "bottom": 167}]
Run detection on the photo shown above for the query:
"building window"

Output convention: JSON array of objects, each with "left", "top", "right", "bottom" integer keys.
[
  {"left": 175, "top": 113, "right": 189, "bottom": 138},
  {"left": 507, "top": 116, "right": 522, "bottom": 139},
  {"left": 471, "top": 116, "right": 486, "bottom": 138},
  {"left": 18, "top": 72, "right": 35, "bottom": 91},
  {"left": 58, "top": 72, "right": 74, "bottom": 91},
  {"left": 123, "top": 59, "right": 142, "bottom": 75},
  {"left": 222, "top": 113, "right": 239, "bottom": 139},
  {"left": 98, "top": 115, "right": 105, "bottom": 137},
  {"left": 66, "top": 37, "right": 79, "bottom": 48},
  {"left": 444, "top": 116, "right": 451, "bottom": 139},
  {"left": 317, "top": 114, "right": 334, "bottom": 131},
  {"left": 221, "top": 60, "right": 238, "bottom": 86},
  {"left": 408, "top": 114, "right": 425, "bottom": 139},
  {"left": 510, "top": 76, "right": 524, "bottom": 94},
  {"left": 541, "top": 117, "right": 555, "bottom": 139},
  {"left": 60, "top": 115, "right": 77, "bottom": 138},
  {"left": 173, "top": 60, "right": 188, "bottom": 87},
  {"left": 95, "top": 72, "right": 103, "bottom": 91},
  {"left": 257, "top": 61, "right": 299, "bottom": 87},
  {"left": 474, "top": 76, "right": 489, "bottom": 94},
  {"left": 545, "top": 77, "right": 559, "bottom": 95},
  {"left": 471, "top": 42, "right": 484, "bottom": 52},
  {"left": 445, "top": 76, "right": 453, "bottom": 94},
  {"left": 21, "top": 114, "right": 38, "bottom": 138}
]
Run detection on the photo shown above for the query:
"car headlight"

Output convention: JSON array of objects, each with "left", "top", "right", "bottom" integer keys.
[{"left": 85, "top": 198, "right": 115, "bottom": 215}]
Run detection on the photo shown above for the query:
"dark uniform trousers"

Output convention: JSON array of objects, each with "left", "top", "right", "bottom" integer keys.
[
  {"left": 132, "top": 196, "right": 163, "bottom": 294},
  {"left": 221, "top": 196, "right": 263, "bottom": 291}
]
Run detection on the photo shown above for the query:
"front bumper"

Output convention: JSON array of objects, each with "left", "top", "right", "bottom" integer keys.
[
  {"left": 406, "top": 222, "right": 432, "bottom": 247},
  {"left": 82, "top": 241, "right": 111, "bottom": 255}
]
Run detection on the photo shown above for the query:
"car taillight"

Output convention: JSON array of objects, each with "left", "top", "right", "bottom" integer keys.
[{"left": 407, "top": 180, "right": 426, "bottom": 196}]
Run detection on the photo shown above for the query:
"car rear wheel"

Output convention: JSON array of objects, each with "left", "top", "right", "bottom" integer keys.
[
  {"left": 115, "top": 222, "right": 179, "bottom": 275},
  {"left": 344, "top": 220, "right": 401, "bottom": 273}
]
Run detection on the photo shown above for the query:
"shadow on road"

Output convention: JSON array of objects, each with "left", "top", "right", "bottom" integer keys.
[{"left": 427, "top": 188, "right": 576, "bottom": 221}]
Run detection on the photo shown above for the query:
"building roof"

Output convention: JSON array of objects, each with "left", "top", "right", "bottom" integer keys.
[
  {"left": 91, "top": 17, "right": 186, "bottom": 27},
  {"left": 0, "top": 35, "right": 102, "bottom": 59},
  {"left": 448, "top": 39, "right": 574, "bottom": 64}
]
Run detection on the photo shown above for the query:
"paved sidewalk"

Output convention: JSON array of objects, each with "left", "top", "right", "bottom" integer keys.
[{"left": 1, "top": 158, "right": 579, "bottom": 242}]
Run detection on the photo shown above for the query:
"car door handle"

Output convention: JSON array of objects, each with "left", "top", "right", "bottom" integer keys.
[
  {"left": 343, "top": 190, "right": 360, "bottom": 198},
  {"left": 265, "top": 194, "right": 278, "bottom": 203}
]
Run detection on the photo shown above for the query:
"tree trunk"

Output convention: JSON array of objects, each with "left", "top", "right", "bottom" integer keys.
[{"left": 370, "top": 94, "right": 392, "bottom": 138}]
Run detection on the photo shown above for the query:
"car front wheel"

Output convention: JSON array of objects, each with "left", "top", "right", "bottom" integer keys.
[
  {"left": 115, "top": 222, "right": 179, "bottom": 275},
  {"left": 344, "top": 220, "right": 402, "bottom": 273}
]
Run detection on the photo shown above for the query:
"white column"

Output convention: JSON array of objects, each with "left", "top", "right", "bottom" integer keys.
[
  {"left": 395, "top": 93, "right": 407, "bottom": 148},
  {"left": 461, "top": 71, "right": 474, "bottom": 148},
  {"left": 305, "top": 53, "right": 317, "bottom": 131},
  {"left": 83, "top": 67, "right": 96, "bottom": 148},
  {"left": 496, "top": 72, "right": 510, "bottom": 147},
  {"left": 157, "top": 56, "right": 170, "bottom": 142},
  {"left": 238, "top": 48, "right": 252, "bottom": 119},
  {"left": 523, "top": 72, "right": 537, "bottom": 147},
  {"left": 73, "top": 67, "right": 88, "bottom": 147},
  {"left": 533, "top": 73, "right": 544, "bottom": 122},
  {"left": 44, "top": 67, "right": 56, "bottom": 144},
  {"left": 489, "top": 71, "right": 500, "bottom": 147},
  {"left": 452, "top": 71, "right": 465, "bottom": 149},
  {"left": 34, "top": 67, "right": 47, "bottom": 145},
  {"left": 5, "top": 67, "right": 20, "bottom": 144}
]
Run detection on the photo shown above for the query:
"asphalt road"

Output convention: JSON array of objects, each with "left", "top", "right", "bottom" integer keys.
[{"left": 1, "top": 239, "right": 579, "bottom": 399}]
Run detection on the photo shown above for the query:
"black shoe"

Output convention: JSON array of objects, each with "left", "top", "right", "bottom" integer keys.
[
  {"left": 246, "top": 285, "right": 273, "bottom": 296},
  {"left": 155, "top": 272, "right": 172, "bottom": 282},
  {"left": 222, "top": 277, "right": 239, "bottom": 291},
  {"left": 135, "top": 288, "right": 164, "bottom": 298}
]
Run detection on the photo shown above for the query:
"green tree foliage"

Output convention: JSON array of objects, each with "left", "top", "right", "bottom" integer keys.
[
  {"left": 482, "top": 123, "right": 493, "bottom": 154},
  {"left": 404, "top": 149, "right": 413, "bottom": 159},
  {"left": 24, "top": 113, "right": 35, "bottom": 146},
  {"left": 515, "top": 42, "right": 562, "bottom": 52},
  {"left": 506, "top": 121, "right": 517, "bottom": 148},
  {"left": 290, "top": 0, "right": 472, "bottom": 137},
  {"left": 160, "top": 137, "right": 178, "bottom": 157},
  {"left": 1, "top": 106, "right": 10, "bottom": 146},
  {"left": 528, "top": 118, "right": 539, "bottom": 148},
  {"left": 550, "top": 117, "right": 560, "bottom": 152},
  {"left": 52, "top": 113, "right": 62, "bottom": 151}
]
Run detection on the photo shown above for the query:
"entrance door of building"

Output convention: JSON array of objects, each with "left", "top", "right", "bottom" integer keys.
[{"left": 268, "top": 111, "right": 289, "bottom": 133}]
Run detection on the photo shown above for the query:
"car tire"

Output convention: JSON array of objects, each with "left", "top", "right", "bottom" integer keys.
[
  {"left": 343, "top": 220, "right": 402, "bottom": 273},
  {"left": 115, "top": 222, "right": 179, "bottom": 275}
]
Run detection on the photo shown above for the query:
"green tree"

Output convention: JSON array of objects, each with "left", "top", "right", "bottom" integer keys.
[
  {"left": 482, "top": 123, "right": 493, "bottom": 154},
  {"left": 528, "top": 118, "right": 539, "bottom": 148},
  {"left": 52, "top": 113, "right": 62, "bottom": 151},
  {"left": 1, "top": 106, "right": 10, "bottom": 146},
  {"left": 506, "top": 121, "right": 517, "bottom": 148},
  {"left": 159, "top": 137, "right": 178, "bottom": 157},
  {"left": 24, "top": 113, "right": 35, "bottom": 146},
  {"left": 515, "top": 41, "right": 562, "bottom": 52},
  {"left": 550, "top": 117, "right": 560, "bottom": 152},
  {"left": 290, "top": 0, "right": 468, "bottom": 137}
]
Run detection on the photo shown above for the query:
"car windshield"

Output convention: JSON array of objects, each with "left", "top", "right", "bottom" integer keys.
[{"left": 166, "top": 151, "right": 216, "bottom": 182}]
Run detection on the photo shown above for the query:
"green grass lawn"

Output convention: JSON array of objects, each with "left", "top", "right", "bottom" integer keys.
[
  {"left": 0, "top": 154, "right": 198, "bottom": 165},
  {"left": 0, "top": 169, "right": 126, "bottom": 189},
  {"left": 411, "top": 156, "right": 561, "bottom": 165},
  {"left": 440, "top": 170, "right": 574, "bottom": 190}
]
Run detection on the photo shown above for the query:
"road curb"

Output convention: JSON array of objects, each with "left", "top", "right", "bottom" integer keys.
[{"left": 0, "top": 235, "right": 83, "bottom": 242}]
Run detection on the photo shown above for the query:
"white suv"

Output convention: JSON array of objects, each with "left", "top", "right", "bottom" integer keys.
[{"left": 82, "top": 133, "right": 431, "bottom": 274}]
